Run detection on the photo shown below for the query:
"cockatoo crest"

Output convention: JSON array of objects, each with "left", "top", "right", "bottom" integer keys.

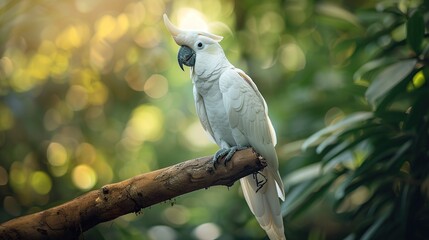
[{"left": 163, "top": 14, "right": 223, "bottom": 47}]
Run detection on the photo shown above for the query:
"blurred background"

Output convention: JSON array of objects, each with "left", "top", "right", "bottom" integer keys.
[{"left": 1, "top": 0, "right": 427, "bottom": 239}]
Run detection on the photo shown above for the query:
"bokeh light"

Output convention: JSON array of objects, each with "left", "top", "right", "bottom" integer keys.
[
  {"left": 123, "top": 104, "right": 164, "bottom": 146},
  {"left": 9, "top": 162, "right": 28, "bottom": 192},
  {"left": 177, "top": 8, "right": 209, "bottom": 31},
  {"left": 162, "top": 204, "right": 190, "bottom": 225},
  {"left": 72, "top": 164, "right": 97, "bottom": 190},
  {"left": 47, "top": 142, "right": 68, "bottom": 167},
  {"left": 148, "top": 225, "right": 177, "bottom": 240},
  {"left": 0, "top": 166, "right": 8, "bottom": 186},
  {"left": 144, "top": 74, "right": 169, "bottom": 99},
  {"left": 30, "top": 171, "right": 52, "bottom": 195},
  {"left": 183, "top": 121, "right": 214, "bottom": 149},
  {"left": 47, "top": 142, "right": 70, "bottom": 177},
  {"left": 0, "top": 103, "right": 14, "bottom": 131},
  {"left": 66, "top": 85, "right": 89, "bottom": 111},
  {"left": 193, "top": 222, "right": 221, "bottom": 240},
  {"left": 280, "top": 43, "right": 306, "bottom": 72}
]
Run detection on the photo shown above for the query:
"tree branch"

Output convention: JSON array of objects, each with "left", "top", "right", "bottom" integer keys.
[{"left": 0, "top": 148, "right": 266, "bottom": 240}]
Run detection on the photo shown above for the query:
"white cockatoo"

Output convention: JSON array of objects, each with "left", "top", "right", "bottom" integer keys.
[{"left": 163, "top": 14, "right": 286, "bottom": 240}]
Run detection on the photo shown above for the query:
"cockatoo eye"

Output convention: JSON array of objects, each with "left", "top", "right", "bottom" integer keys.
[{"left": 196, "top": 42, "right": 204, "bottom": 49}]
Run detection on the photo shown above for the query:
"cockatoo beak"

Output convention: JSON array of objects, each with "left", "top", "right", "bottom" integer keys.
[{"left": 177, "top": 46, "right": 196, "bottom": 71}]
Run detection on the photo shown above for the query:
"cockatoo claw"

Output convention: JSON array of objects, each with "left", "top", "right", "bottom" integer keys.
[{"left": 212, "top": 146, "right": 248, "bottom": 167}]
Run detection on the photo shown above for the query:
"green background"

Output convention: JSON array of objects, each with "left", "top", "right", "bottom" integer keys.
[{"left": 0, "top": 0, "right": 428, "bottom": 239}]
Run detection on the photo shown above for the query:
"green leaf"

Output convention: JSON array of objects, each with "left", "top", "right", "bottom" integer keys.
[
  {"left": 366, "top": 193, "right": 392, "bottom": 217},
  {"left": 288, "top": 182, "right": 332, "bottom": 219},
  {"left": 353, "top": 58, "right": 390, "bottom": 82},
  {"left": 361, "top": 205, "right": 392, "bottom": 240},
  {"left": 386, "top": 140, "right": 412, "bottom": 170},
  {"left": 406, "top": 10, "right": 425, "bottom": 54},
  {"left": 321, "top": 126, "right": 389, "bottom": 169},
  {"left": 374, "top": 110, "right": 407, "bottom": 124},
  {"left": 321, "top": 141, "right": 354, "bottom": 164},
  {"left": 315, "top": 122, "right": 377, "bottom": 154},
  {"left": 302, "top": 112, "right": 373, "bottom": 151},
  {"left": 282, "top": 180, "right": 314, "bottom": 216},
  {"left": 404, "top": 92, "right": 429, "bottom": 130},
  {"left": 352, "top": 148, "right": 395, "bottom": 178},
  {"left": 398, "top": 184, "right": 412, "bottom": 234},
  {"left": 316, "top": 133, "right": 341, "bottom": 154},
  {"left": 373, "top": 73, "right": 413, "bottom": 112},
  {"left": 323, "top": 149, "right": 354, "bottom": 171},
  {"left": 383, "top": 6, "right": 405, "bottom": 16},
  {"left": 365, "top": 59, "right": 417, "bottom": 108},
  {"left": 282, "top": 171, "right": 341, "bottom": 217}
]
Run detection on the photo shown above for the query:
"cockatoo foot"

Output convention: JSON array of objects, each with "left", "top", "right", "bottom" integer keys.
[{"left": 213, "top": 146, "right": 248, "bottom": 167}]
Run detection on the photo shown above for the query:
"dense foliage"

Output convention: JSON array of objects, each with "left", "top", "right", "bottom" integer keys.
[
  {"left": 285, "top": 1, "right": 429, "bottom": 239},
  {"left": 0, "top": 0, "right": 427, "bottom": 239}
]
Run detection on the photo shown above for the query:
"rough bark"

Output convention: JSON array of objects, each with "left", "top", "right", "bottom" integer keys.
[{"left": 0, "top": 148, "right": 266, "bottom": 240}]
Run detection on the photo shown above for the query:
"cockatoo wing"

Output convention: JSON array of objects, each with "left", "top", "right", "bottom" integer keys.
[
  {"left": 219, "top": 68, "right": 285, "bottom": 198},
  {"left": 219, "top": 68, "right": 286, "bottom": 240},
  {"left": 193, "top": 86, "right": 216, "bottom": 143},
  {"left": 233, "top": 68, "right": 278, "bottom": 147}
]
